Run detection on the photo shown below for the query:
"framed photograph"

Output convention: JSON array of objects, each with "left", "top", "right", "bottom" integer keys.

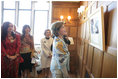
[{"left": 89, "top": 6, "right": 105, "bottom": 51}]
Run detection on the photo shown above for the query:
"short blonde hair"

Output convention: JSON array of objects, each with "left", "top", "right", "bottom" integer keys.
[
  {"left": 44, "top": 29, "right": 51, "bottom": 35},
  {"left": 51, "top": 21, "right": 64, "bottom": 37}
]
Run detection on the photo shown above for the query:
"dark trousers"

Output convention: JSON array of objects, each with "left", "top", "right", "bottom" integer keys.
[{"left": 18, "top": 52, "right": 32, "bottom": 76}]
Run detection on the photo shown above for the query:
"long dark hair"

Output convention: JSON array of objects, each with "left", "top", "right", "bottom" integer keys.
[
  {"left": 21, "top": 25, "right": 31, "bottom": 40},
  {"left": 1, "top": 22, "right": 16, "bottom": 41}
]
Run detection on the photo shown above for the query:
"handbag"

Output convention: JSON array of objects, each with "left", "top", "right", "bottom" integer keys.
[{"left": 18, "top": 56, "right": 24, "bottom": 63}]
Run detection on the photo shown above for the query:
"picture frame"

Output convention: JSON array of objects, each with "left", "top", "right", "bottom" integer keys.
[{"left": 89, "top": 6, "right": 105, "bottom": 51}]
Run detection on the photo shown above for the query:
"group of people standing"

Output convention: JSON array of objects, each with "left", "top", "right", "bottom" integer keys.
[
  {"left": 1, "top": 21, "right": 70, "bottom": 78},
  {"left": 1, "top": 22, "right": 34, "bottom": 78}
]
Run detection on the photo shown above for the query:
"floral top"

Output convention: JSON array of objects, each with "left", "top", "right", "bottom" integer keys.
[
  {"left": 20, "top": 35, "right": 34, "bottom": 56},
  {"left": 1, "top": 34, "right": 21, "bottom": 56},
  {"left": 50, "top": 36, "right": 70, "bottom": 72}
]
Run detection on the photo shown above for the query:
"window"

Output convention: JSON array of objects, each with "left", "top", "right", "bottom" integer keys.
[
  {"left": 17, "top": 11, "right": 31, "bottom": 34},
  {"left": 16, "top": 1, "right": 32, "bottom": 34},
  {"left": 4, "top": 1, "right": 15, "bottom": 9},
  {"left": 19, "top": 1, "right": 31, "bottom": 9},
  {"left": 3, "top": 10, "right": 15, "bottom": 24},
  {"left": 34, "top": 11, "right": 48, "bottom": 44},
  {"left": 3, "top": 1, "right": 15, "bottom": 24},
  {"left": 2, "top": 1, "right": 50, "bottom": 45},
  {"left": 35, "top": 1, "right": 49, "bottom": 10}
]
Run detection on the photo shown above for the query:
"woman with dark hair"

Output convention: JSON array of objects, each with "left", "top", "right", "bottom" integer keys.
[
  {"left": 1, "top": 22, "right": 21, "bottom": 78},
  {"left": 50, "top": 21, "right": 70, "bottom": 78},
  {"left": 41, "top": 29, "right": 53, "bottom": 77},
  {"left": 19, "top": 25, "right": 35, "bottom": 77},
  {"left": 63, "top": 31, "right": 70, "bottom": 45}
]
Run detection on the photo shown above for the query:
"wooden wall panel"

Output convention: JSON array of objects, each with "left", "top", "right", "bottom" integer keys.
[
  {"left": 70, "top": 8, "right": 78, "bottom": 20},
  {"left": 101, "top": 53, "right": 117, "bottom": 78},
  {"left": 77, "top": 57, "right": 83, "bottom": 77},
  {"left": 81, "top": 65, "right": 86, "bottom": 78},
  {"left": 69, "top": 27, "right": 77, "bottom": 37},
  {"left": 52, "top": 8, "right": 61, "bottom": 19},
  {"left": 83, "top": 43, "right": 88, "bottom": 65},
  {"left": 65, "top": 21, "right": 77, "bottom": 27},
  {"left": 70, "top": 50, "right": 77, "bottom": 73},
  {"left": 79, "top": 41, "right": 84, "bottom": 60},
  {"left": 68, "top": 39, "right": 77, "bottom": 51},
  {"left": 78, "top": 26, "right": 82, "bottom": 38},
  {"left": 51, "top": 19, "right": 58, "bottom": 23},
  {"left": 86, "top": 45, "right": 94, "bottom": 73},
  {"left": 77, "top": 1, "right": 117, "bottom": 78},
  {"left": 92, "top": 48, "right": 103, "bottom": 77},
  {"left": 77, "top": 44, "right": 81, "bottom": 56},
  {"left": 61, "top": 8, "right": 70, "bottom": 18},
  {"left": 52, "top": 2, "right": 80, "bottom": 8}
]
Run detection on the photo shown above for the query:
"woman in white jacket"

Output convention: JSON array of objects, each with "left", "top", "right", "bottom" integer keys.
[{"left": 41, "top": 29, "right": 53, "bottom": 77}]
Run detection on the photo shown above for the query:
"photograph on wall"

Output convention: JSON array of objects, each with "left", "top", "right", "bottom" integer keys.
[{"left": 89, "top": 6, "right": 105, "bottom": 51}]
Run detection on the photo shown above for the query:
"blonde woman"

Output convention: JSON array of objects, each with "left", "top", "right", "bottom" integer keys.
[
  {"left": 50, "top": 21, "right": 70, "bottom": 78},
  {"left": 41, "top": 29, "right": 53, "bottom": 77}
]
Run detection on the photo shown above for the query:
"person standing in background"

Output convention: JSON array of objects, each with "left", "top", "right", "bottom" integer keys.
[
  {"left": 1, "top": 22, "right": 21, "bottom": 78},
  {"left": 63, "top": 31, "right": 71, "bottom": 45},
  {"left": 19, "top": 25, "right": 35, "bottom": 77},
  {"left": 41, "top": 29, "right": 53, "bottom": 78}
]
